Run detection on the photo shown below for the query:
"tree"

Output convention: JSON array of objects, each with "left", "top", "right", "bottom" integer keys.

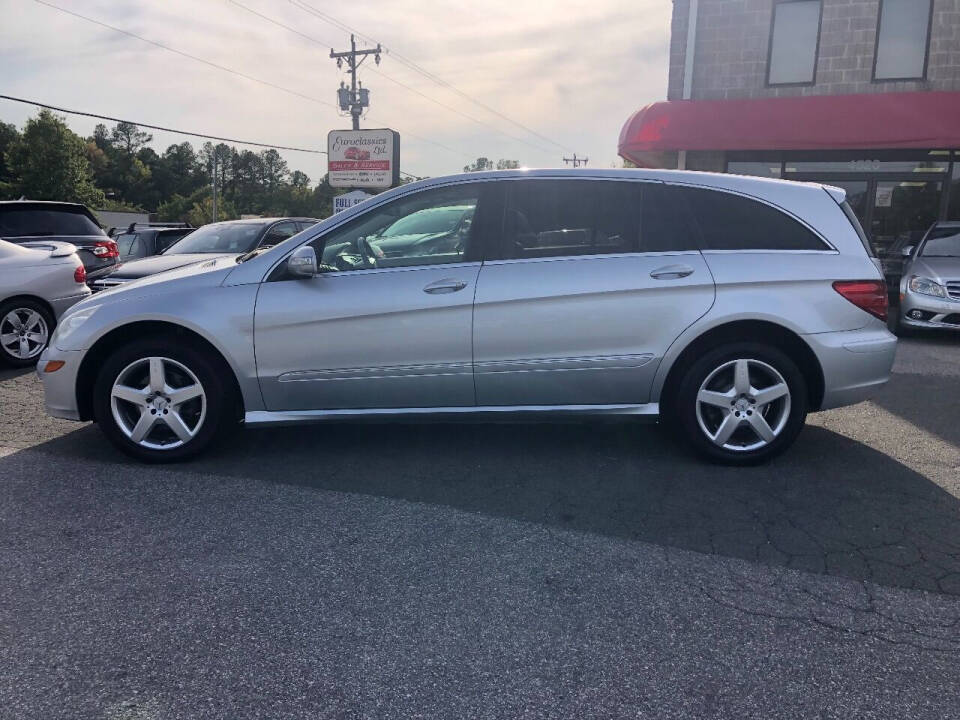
[
  {"left": 6, "top": 110, "right": 104, "bottom": 206},
  {"left": 463, "top": 157, "right": 492, "bottom": 173},
  {"left": 187, "top": 194, "right": 237, "bottom": 227},
  {"left": 0, "top": 121, "right": 20, "bottom": 198},
  {"left": 463, "top": 157, "right": 519, "bottom": 172}
]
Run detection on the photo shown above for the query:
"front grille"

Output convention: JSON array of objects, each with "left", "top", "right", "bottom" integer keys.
[{"left": 947, "top": 281, "right": 960, "bottom": 301}]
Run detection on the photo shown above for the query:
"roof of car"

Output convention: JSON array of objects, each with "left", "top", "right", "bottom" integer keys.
[
  {"left": 205, "top": 217, "right": 317, "bottom": 226},
  {"left": 0, "top": 200, "right": 91, "bottom": 211},
  {"left": 932, "top": 221, "right": 960, "bottom": 228}
]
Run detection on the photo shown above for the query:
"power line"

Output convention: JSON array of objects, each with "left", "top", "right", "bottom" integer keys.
[
  {"left": 31, "top": 0, "right": 471, "bottom": 163},
  {"left": 289, "top": 0, "right": 572, "bottom": 153},
  {"left": 32, "top": 0, "right": 335, "bottom": 110},
  {"left": 0, "top": 93, "right": 424, "bottom": 181},
  {"left": 227, "top": 0, "right": 552, "bottom": 154},
  {"left": 0, "top": 94, "right": 327, "bottom": 153}
]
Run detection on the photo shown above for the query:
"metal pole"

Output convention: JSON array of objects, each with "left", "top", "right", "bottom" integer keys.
[
  {"left": 350, "top": 34, "right": 360, "bottom": 130},
  {"left": 212, "top": 153, "right": 218, "bottom": 222}
]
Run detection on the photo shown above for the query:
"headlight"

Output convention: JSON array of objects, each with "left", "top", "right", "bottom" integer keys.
[
  {"left": 908, "top": 275, "right": 946, "bottom": 298},
  {"left": 54, "top": 305, "right": 100, "bottom": 346}
]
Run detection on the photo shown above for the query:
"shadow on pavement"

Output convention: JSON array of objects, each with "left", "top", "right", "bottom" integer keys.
[{"left": 28, "top": 415, "right": 960, "bottom": 596}]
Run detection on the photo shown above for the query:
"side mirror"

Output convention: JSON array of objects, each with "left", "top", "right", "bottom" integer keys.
[
  {"left": 901, "top": 245, "right": 914, "bottom": 258},
  {"left": 287, "top": 246, "right": 318, "bottom": 278}
]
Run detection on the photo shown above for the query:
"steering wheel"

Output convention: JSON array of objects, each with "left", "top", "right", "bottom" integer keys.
[{"left": 358, "top": 236, "right": 380, "bottom": 268}]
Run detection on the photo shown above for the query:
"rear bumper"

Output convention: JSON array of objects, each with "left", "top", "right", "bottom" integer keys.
[
  {"left": 36, "top": 347, "right": 83, "bottom": 421},
  {"left": 804, "top": 325, "right": 897, "bottom": 411}
]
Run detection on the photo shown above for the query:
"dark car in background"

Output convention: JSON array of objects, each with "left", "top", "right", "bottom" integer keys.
[
  {"left": 113, "top": 223, "right": 195, "bottom": 261},
  {"left": 0, "top": 201, "right": 119, "bottom": 281},
  {"left": 91, "top": 217, "right": 318, "bottom": 291}
]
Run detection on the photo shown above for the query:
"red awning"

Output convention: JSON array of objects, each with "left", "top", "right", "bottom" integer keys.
[{"left": 619, "top": 91, "right": 960, "bottom": 165}]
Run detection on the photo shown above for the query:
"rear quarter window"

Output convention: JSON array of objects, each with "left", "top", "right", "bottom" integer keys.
[
  {"left": 0, "top": 207, "right": 104, "bottom": 237},
  {"left": 677, "top": 187, "right": 829, "bottom": 251}
]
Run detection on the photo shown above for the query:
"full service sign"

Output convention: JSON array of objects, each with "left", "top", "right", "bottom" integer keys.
[{"left": 328, "top": 129, "right": 400, "bottom": 189}]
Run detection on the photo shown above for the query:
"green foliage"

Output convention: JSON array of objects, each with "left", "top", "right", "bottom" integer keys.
[
  {"left": 5, "top": 110, "right": 104, "bottom": 206},
  {"left": 0, "top": 110, "right": 389, "bottom": 222},
  {"left": 464, "top": 157, "right": 520, "bottom": 172}
]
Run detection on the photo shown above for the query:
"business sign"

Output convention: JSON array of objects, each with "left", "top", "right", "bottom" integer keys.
[
  {"left": 333, "top": 190, "right": 373, "bottom": 214},
  {"left": 328, "top": 128, "right": 400, "bottom": 189}
]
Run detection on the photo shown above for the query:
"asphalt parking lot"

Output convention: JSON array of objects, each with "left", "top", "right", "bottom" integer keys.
[{"left": 2, "top": 332, "right": 960, "bottom": 719}]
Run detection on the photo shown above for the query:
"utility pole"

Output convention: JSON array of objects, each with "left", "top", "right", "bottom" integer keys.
[
  {"left": 211, "top": 153, "right": 218, "bottom": 222},
  {"left": 330, "top": 34, "right": 382, "bottom": 130},
  {"left": 563, "top": 153, "right": 589, "bottom": 168}
]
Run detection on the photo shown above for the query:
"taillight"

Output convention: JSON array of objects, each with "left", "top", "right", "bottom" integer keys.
[
  {"left": 833, "top": 280, "right": 888, "bottom": 321},
  {"left": 74, "top": 264, "right": 86, "bottom": 284},
  {"left": 92, "top": 240, "right": 119, "bottom": 259}
]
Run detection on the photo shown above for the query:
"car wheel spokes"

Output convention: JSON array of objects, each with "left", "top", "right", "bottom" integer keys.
[
  {"left": 110, "top": 356, "right": 206, "bottom": 450},
  {"left": 1, "top": 309, "right": 48, "bottom": 359},
  {"left": 695, "top": 358, "right": 791, "bottom": 452}
]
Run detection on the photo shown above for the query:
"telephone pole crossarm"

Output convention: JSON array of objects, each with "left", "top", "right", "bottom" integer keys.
[{"left": 330, "top": 34, "right": 382, "bottom": 130}]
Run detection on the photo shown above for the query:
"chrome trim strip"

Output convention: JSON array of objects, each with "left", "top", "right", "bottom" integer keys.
[
  {"left": 316, "top": 261, "right": 482, "bottom": 278},
  {"left": 278, "top": 362, "right": 473, "bottom": 383},
  {"left": 483, "top": 251, "right": 701, "bottom": 266},
  {"left": 246, "top": 403, "right": 660, "bottom": 425},
  {"left": 474, "top": 354, "right": 654, "bottom": 373}
]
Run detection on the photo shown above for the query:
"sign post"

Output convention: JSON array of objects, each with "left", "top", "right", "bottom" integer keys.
[{"left": 327, "top": 129, "right": 400, "bottom": 190}]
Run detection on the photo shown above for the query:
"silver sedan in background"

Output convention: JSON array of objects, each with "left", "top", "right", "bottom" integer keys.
[
  {"left": 0, "top": 239, "right": 90, "bottom": 366},
  {"left": 898, "top": 221, "right": 960, "bottom": 332}
]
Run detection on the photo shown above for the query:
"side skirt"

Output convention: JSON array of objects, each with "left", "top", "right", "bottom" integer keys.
[{"left": 244, "top": 403, "right": 660, "bottom": 426}]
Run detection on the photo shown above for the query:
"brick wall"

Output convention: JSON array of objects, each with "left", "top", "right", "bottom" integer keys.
[{"left": 668, "top": 0, "right": 960, "bottom": 101}]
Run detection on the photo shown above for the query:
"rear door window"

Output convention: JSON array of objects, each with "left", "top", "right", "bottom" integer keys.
[
  {"left": 501, "top": 180, "right": 639, "bottom": 259},
  {"left": 679, "top": 187, "right": 829, "bottom": 251},
  {"left": 0, "top": 207, "right": 104, "bottom": 237},
  {"left": 115, "top": 233, "right": 144, "bottom": 258},
  {"left": 640, "top": 184, "right": 701, "bottom": 252}
]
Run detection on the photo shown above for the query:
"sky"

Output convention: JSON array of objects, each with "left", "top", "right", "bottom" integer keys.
[{"left": 0, "top": 0, "right": 671, "bottom": 186}]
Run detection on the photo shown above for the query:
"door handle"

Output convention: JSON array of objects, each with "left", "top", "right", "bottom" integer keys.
[
  {"left": 650, "top": 264, "right": 695, "bottom": 280},
  {"left": 423, "top": 278, "right": 468, "bottom": 294}
]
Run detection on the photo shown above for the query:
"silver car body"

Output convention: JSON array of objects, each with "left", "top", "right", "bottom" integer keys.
[
  {"left": 899, "top": 221, "right": 960, "bottom": 331},
  {"left": 38, "top": 169, "right": 895, "bottom": 427},
  {"left": 0, "top": 240, "right": 90, "bottom": 319}
]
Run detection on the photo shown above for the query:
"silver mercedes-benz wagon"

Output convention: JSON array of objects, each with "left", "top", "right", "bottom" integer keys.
[{"left": 38, "top": 169, "right": 896, "bottom": 465}]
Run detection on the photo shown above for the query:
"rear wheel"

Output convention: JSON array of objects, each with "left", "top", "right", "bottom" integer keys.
[
  {"left": 93, "top": 339, "right": 230, "bottom": 462},
  {"left": 674, "top": 342, "right": 808, "bottom": 465},
  {"left": 0, "top": 299, "right": 53, "bottom": 367}
]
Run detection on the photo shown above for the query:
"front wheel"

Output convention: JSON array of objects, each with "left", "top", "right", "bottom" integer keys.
[
  {"left": 674, "top": 342, "right": 808, "bottom": 465},
  {"left": 93, "top": 339, "right": 230, "bottom": 462}
]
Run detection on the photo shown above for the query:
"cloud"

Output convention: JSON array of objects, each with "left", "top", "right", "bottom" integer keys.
[{"left": 0, "top": 0, "right": 670, "bottom": 182}]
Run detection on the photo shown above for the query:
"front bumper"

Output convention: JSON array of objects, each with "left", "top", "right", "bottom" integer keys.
[
  {"left": 36, "top": 347, "right": 84, "bottom": 421},
  {"left": 803, "top": 324, "right": 897, "bottom": 411},
  {"left": 899, "top": 291, "right": 960, "bottom": 330}
]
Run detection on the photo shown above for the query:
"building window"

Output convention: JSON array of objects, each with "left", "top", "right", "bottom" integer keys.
[
  {"left": 873, "top": 0, "right": 933, "bottom": 81},
  {"left": 767, "top": 1, "right": 822, "bottom": 86}
]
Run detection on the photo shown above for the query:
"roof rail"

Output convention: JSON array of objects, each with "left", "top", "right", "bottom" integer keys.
[{"left": 125, "top": 222, "right": 194, "bottom": 232}]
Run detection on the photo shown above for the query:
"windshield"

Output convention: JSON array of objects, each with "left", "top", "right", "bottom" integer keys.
[
  {"left": 380, "top": 206, "right": 470, "bottom": 237},
  {"left": 165, "top": 222, "right": 263, "bottom": 254},
  {"left": 920, "top": 227, "right": 960, "bottom": 257}
]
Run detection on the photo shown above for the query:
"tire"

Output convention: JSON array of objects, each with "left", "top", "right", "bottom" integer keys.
[
  {"left": 673, "top": 342, "right": 808, "bottom": 465},
  {"left": 92, "top": 338, "right": 231, "bottom": 462},
  {"left": 0, "top": 298, "right": 54, "bottom": 367}
]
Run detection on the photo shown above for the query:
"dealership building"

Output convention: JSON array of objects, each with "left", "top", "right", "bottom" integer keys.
[{"left": 619, "top": 0, "right": 960, "bottom": 254}]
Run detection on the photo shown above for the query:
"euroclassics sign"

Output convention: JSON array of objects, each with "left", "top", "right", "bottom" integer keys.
[{"left": 327, "top": 128, "right": 400, "bottom": 189}]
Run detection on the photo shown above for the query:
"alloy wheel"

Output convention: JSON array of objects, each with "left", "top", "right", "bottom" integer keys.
[
  {"left": 695, "top": 358, "right": 791, "bottom": 452},
  {"left": 110, "top": 356, "right": 207, "bottom": 450},
  {"left": 0, "top": 308, "right": 49, "bottom": 360}
]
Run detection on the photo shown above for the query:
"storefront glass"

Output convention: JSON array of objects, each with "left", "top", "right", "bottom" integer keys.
[{"left": 869, "top": 181, "right": 943, "bottom": 254}]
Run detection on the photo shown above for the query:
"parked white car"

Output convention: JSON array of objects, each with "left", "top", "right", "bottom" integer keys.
[{"left": 0, "top": 239, "right": 90, "bottom": 366}]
